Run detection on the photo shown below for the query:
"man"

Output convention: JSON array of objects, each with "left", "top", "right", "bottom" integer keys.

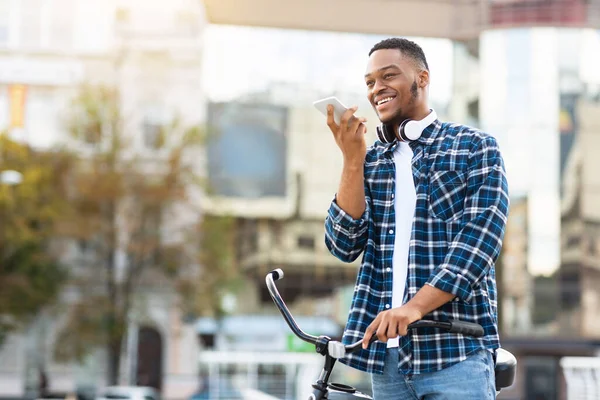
[{"left": 324, "top": 38, "right": 509, "bottom": 399}]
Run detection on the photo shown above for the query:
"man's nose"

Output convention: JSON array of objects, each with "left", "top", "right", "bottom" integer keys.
[{"left": 372, "top": 79, "right": 386, "bottom": 96}]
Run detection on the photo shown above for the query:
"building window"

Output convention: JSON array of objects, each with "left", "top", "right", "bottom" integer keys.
[
  {"left": 524, "top": 357, "right": 558, "bottom": 400},
  {"left": 297, "top": 235, "right": 315, "bottom": 249},
  {"left": 49, "top": 0, "right": 74, "bottom": 50},
  {"left": 206, "top": 102, "right": 288, "bottom": 198},
  {"left": 20, "top": 0, "right": 43, "bottom": 49},
  {"left": 0, "top": 0, "right": 9, "bottom": 46},
  {"left": 115, "top": 7, "right": 130, "bottom": 24},
  {"left": 115, "top": 7, "right": 130, "bottom": 33},
  {"left": 467, "top": 98, "right": 479, "bottom": 121},
  {"left": 174, "top": 10, "right": 199, "bottom": 36},
  {"left": 245, "top": 220, "right": 259, "bottom": 253},
  {"left": 142, "top": 105, "right": 170, "bottom": 150},
  {"left": 587, "top": 236, "right": 597, "bottom": 256},
  {"left": 566, "top": 235, "right": 581, "bottom": 248},
  {"left": 142, "top": 120, "right": 164, "bottom": 150},
  {"left": 270, "top": 220, "right": 283, "bottom": 246}
]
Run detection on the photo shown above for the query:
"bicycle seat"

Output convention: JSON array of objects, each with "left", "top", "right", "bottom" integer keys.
[{"left": 495, "top": 348, "right": 517, "bottom": 389}]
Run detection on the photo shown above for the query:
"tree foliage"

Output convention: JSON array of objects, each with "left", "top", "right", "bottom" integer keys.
[
  {"left": 178, "top": 214, "right": 241, "bottom": 319},
  {"left": 0, "top": 133, "right": 73, "bottom": 343},
  {"left": 52, "top": 84, "right": 240, "bottom": 385}
]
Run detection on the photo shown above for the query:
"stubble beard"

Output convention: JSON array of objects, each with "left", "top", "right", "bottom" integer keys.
[{"left": 379, "top": 80, "right": 419, "bottom": 126}]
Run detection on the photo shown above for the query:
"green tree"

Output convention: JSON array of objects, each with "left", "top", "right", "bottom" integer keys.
[
  {"left": 52, "top": 84, "right": 240, "bottom": 385},
  {"left": 0, "top": 133, "right": 73, "bottom": 345},
  {"left": 178, "top": 214, "right": 240, "bottom": 319}
]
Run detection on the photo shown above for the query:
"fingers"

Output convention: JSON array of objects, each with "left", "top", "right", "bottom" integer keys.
[
  {"left": 398, "top": 324, "right": 408, "bottom": 337},
  {"left": 363, "top": 310, "right": 410, "bottom": 349},
  {"left": 340, "top": 106, "right": 357, "bottom": 129},
  {"left": 326, "top": 104, "right": 367, "bottom": 143},
  {"left": 362, "top": 318, "right": 391, "bottom": 349},
  {"left": 362, "top": 323, "right": 376, "bottom": 349},
  {"left": 377, "top": 320, "right": 390, "bottom": 343},
  {"left": 341, "top": 107, "right": 367, "bottom": 136},
  {"left": 386, "top": 322, "right": 399, "bottom": 340},
  {"left": 348, "top": 114, "right": 363, "bottom": 135},
  {"left": 358, "top": 122, "right": 367, "bottom": 136},
  {"left": 326, "top": 105, "right": 338, "bottom": 132}
]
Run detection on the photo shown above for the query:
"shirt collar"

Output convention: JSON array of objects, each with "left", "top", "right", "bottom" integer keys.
[{"left": 411, "top": 115, "right": 442, "bottom": 148}]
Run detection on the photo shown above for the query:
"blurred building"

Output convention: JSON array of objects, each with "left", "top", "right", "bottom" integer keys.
[
  {"left": 0, "top": 0, "right": 205, "bottom": 399},
  {"left": 480, "top": 25, "right": 600, "bottom": 400}
]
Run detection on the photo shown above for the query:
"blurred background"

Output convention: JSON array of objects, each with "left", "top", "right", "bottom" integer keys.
[{"left": 0, "top": 0, "right": 599, "bottom": 399}]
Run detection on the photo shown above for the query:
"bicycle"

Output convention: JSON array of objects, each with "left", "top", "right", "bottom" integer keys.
[{"left": 266, "top": 269, "right": 517, "bottom": 399}]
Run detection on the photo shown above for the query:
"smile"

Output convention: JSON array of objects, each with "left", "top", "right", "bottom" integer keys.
[{"left": 376, "top": 96, "right": 395, "bottom": 106}]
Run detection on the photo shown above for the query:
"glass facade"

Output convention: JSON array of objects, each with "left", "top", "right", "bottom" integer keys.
[{"left": 481, "top": 27, "right": 600, "bottom": 339}]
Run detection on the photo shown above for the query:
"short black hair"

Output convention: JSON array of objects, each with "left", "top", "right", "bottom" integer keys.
[{"left": 368, "top": 38, "right": 429, "bottom": 72}]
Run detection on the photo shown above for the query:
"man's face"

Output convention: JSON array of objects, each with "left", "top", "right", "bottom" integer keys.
[{"left": 365, "top": 49, "right": 421, "bottom": 124}]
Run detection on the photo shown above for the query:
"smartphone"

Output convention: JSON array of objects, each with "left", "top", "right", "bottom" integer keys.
[{"left": 313, "top": 96, "right": 348, "bottom": 125}]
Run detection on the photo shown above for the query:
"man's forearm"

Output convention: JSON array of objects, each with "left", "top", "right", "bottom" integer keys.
[
  {"left": 403, "top": 284, "right": 456, "bottom": 319},
  {"left": 336, "top": 160, "right": 365, "bottom": 220}
]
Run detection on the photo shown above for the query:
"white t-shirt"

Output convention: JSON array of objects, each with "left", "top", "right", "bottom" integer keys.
[{"left": 387, "top": 141, "right": 416, "bottom": 348}]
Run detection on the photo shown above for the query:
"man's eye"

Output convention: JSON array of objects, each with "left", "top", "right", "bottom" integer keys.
[
  {"left": 366, "top": 81, "right": 374, "bottom": 87},
  {"left": 384, "top": 74, "right": 396, "bottom": 80}
]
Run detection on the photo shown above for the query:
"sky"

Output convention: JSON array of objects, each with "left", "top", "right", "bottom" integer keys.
[{"left": 201, "top": 25, "right": 454, "bottom": 107}]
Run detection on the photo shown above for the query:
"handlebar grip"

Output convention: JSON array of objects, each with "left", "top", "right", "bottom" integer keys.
[
  {"left": 448, "top": 321, "right": 484, "bottom": 337},
  {"left": 270, "top": 269, "right": 284, "bottom": 281},
  {"left": 346, "top": 319, "right": 485, "bottom": 353}
]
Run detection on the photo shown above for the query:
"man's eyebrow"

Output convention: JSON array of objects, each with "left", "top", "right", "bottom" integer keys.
[{"left": 364, "top": 64, "right": 400, "bottom": 78}]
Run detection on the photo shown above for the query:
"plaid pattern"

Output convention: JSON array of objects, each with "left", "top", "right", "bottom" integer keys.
[{"left": 324, "top": 118, "right": 509, "bottom": 376}]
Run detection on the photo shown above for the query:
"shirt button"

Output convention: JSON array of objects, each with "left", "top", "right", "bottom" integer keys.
[
  {"left": 389, "top": 229, "right": 394, "bottom": 234},
  {"left": 391, "top": 193, "right": 395, "bottom": 199},
  {"left": 386, "top": 267, "right": 391, "bottom": 272},
  {"left": 385, "top": 304, "right": 391, "bottom": 309}
]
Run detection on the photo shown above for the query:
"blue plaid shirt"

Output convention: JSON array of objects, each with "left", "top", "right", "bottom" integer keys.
[{"left": 324, "top": 118, "right": 509, "bottom": 376}]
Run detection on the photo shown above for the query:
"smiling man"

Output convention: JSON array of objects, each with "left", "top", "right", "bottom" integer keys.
[{"left": 323, "top": 38, "right": 510, "bottom": 399}]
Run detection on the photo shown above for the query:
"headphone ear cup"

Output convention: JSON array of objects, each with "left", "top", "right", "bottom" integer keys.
[
  {"left": 398, "top": 120, "right": 424, "bottom": 141},
  {"left": 377, "top": 124, "right": 396, "bottom": 143},
  {"left": 398, "top": 120, "right": 410, "bottom": 141}
]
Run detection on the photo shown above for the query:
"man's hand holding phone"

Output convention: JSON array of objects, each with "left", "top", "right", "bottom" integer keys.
[
  {"left": 314, "top": 97, "right": 368, "bottom": 219},
  {"left": 326, "top": 104, "right": 368, "bottom": 165}
]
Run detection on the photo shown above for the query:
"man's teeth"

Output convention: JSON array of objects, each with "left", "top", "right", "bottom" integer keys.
[{"left": 377, "top": 97, "right": 394, "bottom": 105}]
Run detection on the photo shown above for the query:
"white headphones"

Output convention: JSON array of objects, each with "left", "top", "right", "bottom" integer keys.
[{"left": 376, "top": 109, "right": 437, "bottom": 143}]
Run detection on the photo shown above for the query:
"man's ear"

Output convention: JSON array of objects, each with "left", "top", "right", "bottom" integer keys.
[{"left": 418, "top": 69, "right": 430, "bottom": 88}]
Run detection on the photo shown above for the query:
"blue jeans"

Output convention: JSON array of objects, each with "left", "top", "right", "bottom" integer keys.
[{"left": 371, "top": 348, "right": 496, "bottom": 399}]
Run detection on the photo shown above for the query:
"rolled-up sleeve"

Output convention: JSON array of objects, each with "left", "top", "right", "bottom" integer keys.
[
  {"left": 426, "top": 137, "right": 509, "bottom": 303},
  {"left": 324, "top": 188, "right": 371, "bottom": 263}
]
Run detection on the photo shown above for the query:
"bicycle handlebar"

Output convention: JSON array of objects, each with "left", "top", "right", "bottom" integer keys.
[
  {"left": 344, "top": 319, "right": 484, "bottom": 352},
  {"left": 266, "top": 269, "right": 320, "bottom": 344},
  {"left": 266, "top": 269, "right": 485, "bottom": 357}
]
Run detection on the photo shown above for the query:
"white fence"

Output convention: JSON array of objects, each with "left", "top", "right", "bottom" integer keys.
[
  {"left": 560, "top": 357, "right": 600, "bottom": 400},
  {"left": 198, "top": 351, "right": 323, "bottom": 400}
]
